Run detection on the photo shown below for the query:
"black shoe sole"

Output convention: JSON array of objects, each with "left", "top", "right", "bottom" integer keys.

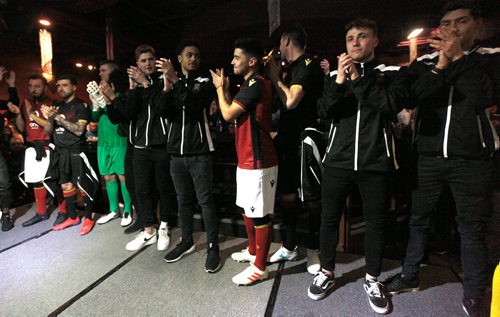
[
  {"left": 22, "top": 216, "right": 49, "bottom": 227},
  {"left": 205, "top": 262, "right": 221, "bottom": 273},
  {"left": 164, "top": 244, "right": 195, "bottom": 263},
  {"left": 388, "top": 287, "right": 420, "bottom": 295}
]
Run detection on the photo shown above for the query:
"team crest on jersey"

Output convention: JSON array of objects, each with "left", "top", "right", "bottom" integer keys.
[
  {"left": 249, "top": 79, "right": 256, "bottom": 87},
  {"left": 305, "top": 58, "right": 312, "bottom": 66},
  {"left": 193, "top": 83, "right": 201, "bottom": 92},
  {"left": 250, "top": 206, "right": 255, "bottom": 212},
  {"left": 270, "top": 179, "right": 275, "bottom": 187}
]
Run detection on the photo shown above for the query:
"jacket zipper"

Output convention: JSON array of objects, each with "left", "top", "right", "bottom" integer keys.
[
  {"left": 198, "top": 122, "right": 203, "bottom": 143},
  {"left": 353, "top": 62, "right": 365, "bottom": 171},
  {"left": 145, "top": 105, "right": 151, "bottom": 147},
  {"left": 326, "top": 127, "right": 337, "bottom": 154},
  {"left": 167, "top": 124, "right": 173, "bottom": 143},
  {"left": 383, "top": 128, "right": 390, "bottom": 157},
  {"left": 181, "top": 106, "right": 185, "bottom": 155},
  {"left": 443, "top": 86, "right": 454, "bottom": 158},
  {"left": 476, "top": 115, "right": 487, "bottom": 148},
  {"left": 160, "top": 118, "right": 166, "bottom": 135}
]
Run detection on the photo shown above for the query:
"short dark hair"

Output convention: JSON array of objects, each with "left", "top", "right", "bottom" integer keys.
[
  {"left": 108, "top": 69, "right": 128, "bottom": 95},
  {"left": 56, "top": 74, "right": 77, "bottom": 86},
  {"left": 99, "top": 59, "right": 120, "bottom": 70},
  {"left": 234, "top": 37, "right": 265, "bottom": 60},
  {"left": 345, "top": 18, "right": 378, "bottom": 37},
  {"left": 134, "top": 44, "right": 155, "bottom": 61},
  {"left": 28, "top": 74, "right": 47, "bottom": 85},
  {"left": 281, "top": 24, "right": 308, "bottom": 49},
  {"left": 441, "top": 0, "right": 481, "bottom": 18},
  {"left": 176, "top": 40, "right": 201, "bottom": 56}
]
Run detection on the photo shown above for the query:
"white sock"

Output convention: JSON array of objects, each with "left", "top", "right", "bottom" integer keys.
[
  {"left": 366, "top": 273, "right": 377, "bottom": 281},
  {"left": 159, "top": 221, "right": 168, "bottom": 229}
]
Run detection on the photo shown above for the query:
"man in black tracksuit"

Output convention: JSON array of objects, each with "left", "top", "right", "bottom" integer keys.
[
  {"left": 156, "top": 40, "right": 220, "bottom": 273},
  {"left": 384, "top": 2, "right": 499, "bottom": 315},
  {"left": 307, "top": 19, "right": 408, "bottom": 314},
  {"left": 123, "top": 45, "right": 177, "bottom": 252}
]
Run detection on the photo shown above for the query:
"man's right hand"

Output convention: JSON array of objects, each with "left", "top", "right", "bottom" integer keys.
[
  {"left": 320, "top": 59, "right": 331, "bottom": 76},
  {"left": 99, "top": 81, "right": 116, "bottom": 102},
  {"left": 7, "top": 102, "right": 20, "bottom": 115},
  {"left": 336, "top": 53, "right": 353, "bottom": 84},
  {"left": 127, "top": 66, "right": 148, "bottom": 87},
  {"left": 40, "top": 105, "right": 57, "bottom": 120}
]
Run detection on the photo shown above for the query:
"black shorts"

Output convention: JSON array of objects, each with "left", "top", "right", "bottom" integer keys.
[
  {"left": 277, "top": 147, "right": 300, "bottom": 195},
  {"left": 58, "top": 152, "right": 82, "bottom": 185}
]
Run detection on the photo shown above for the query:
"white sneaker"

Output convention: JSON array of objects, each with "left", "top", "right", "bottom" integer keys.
[
  {"left": 97, "top": 212, "right": 119, "bottom": 225},
  {"left": 269, "top": 245, "right": 298, "bottom": 263},
  {"left": 307, "top": 249, "right": 321, "bottom": 274},
  {"left": 126, "top": 229, "right": 157, "bottom": 251},
  {"left": 157, "top": 227, "right": 170, "bottom": 251},
  {"left": 120, "top": 213, "right": 132, "bottom": 227},
  {"left": 232, "top": 263, "right": 269, "bottom": 286},
  {"left": 231, "top": 247, "right": 257, "bottom": 263}
]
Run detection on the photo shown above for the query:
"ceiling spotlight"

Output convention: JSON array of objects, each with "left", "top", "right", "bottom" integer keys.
[
  {"left": 75, "top": 63, "right": 83, "bottom": 68},
  {"left": 407, "top": 28, "right": 424, "bottom": 39},
  {"left": 38, "top": 19, "right": 51, "bottom": 27},
  {"left": 87, "top": 65, "right": 94, "bottom": 70}
]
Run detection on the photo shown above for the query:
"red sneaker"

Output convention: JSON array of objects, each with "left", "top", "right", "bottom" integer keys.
[
  {"left": 53, "top": 217, "right": 81, "bottom": 231},
  {"left": 79, "top": 218, "right": 95, "bottom": 236}
]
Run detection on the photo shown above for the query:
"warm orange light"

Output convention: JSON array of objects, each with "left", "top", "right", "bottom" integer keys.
[
  {"left": 75, "top": 63, "right": 83, "bottom": 68},
  {"left": 39, "top": 19, "right": 51, "bottom": 27},
  {"left": 39, "top": 29, "right": 53, "bottom": 82},
  {"left": 87, "top": 65, "right": 94, "bottom": 70}
]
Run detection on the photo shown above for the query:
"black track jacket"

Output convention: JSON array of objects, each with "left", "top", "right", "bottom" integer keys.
[{"left": 318, "top": 59, "right": 409, "bottom": 172}]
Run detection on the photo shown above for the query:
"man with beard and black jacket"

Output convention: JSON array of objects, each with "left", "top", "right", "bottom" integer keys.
[
  {"left": 156, "top": 40, "right": 220, "bottom": 273},
  {"left": 383, "top": 2, "right": 499, "bottom": 315},
  {"left": 307, "top": 19, "right": 408, "bottom": 314},
  {"left": 123, "top": 45, "right": 177, "bottom": 252}
]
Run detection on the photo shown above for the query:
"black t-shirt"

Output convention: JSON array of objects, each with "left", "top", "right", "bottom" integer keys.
[
  {"left": 277, "top": 54, "right": 323, "bottom": 149},
  {"left": 53, "top": 98, "right": 90, "bottom": 148}
]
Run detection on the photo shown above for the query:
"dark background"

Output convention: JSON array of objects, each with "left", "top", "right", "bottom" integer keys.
[{"left": 0, "top": 0, "right": 498, "bottom": 102}]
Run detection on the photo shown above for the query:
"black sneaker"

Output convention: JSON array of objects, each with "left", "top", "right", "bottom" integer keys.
[
  {"left": 53, "top": 213, "right": 67, "bottom": 226},
  {"left": 462, "top": 297, "right": 487, "bottom": 317},
  {"left": 1, "top": 213, "right": 14, "bottom": 231},
  {"left": 22, "top": 214, "right": 49, "bottom": 227},
  {"left": 124, "top": 218, "right": 143, "bottom": 234},
  {"left": 382, "top": 273, "right": 420, "bottom": 295},
  {"left": 205, "top": 243, "right": 221, "bottom": 273},
  {"left": 364, "top": 279, "right": 389, "bottom": 314},
  {"left": 307, "top": 271, "right": 335, "bottom": 300},
  {"left": 164, "top": 238, "right": 195, "bottom": 263}
]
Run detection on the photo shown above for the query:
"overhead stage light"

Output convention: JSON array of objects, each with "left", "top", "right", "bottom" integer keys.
[{"left": 39, "top": 19, "right": 51, "bottom": 27}]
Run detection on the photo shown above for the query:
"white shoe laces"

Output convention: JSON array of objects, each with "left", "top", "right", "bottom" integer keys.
[
  {"left": 365, "top": 281, "right": 384, "bottom": 298},
  {"left": 313, "top": 272, "right": 330, "bottom": 286},
  {"left": 159, "top": 228, "right": 168, "bottom": 238}
]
